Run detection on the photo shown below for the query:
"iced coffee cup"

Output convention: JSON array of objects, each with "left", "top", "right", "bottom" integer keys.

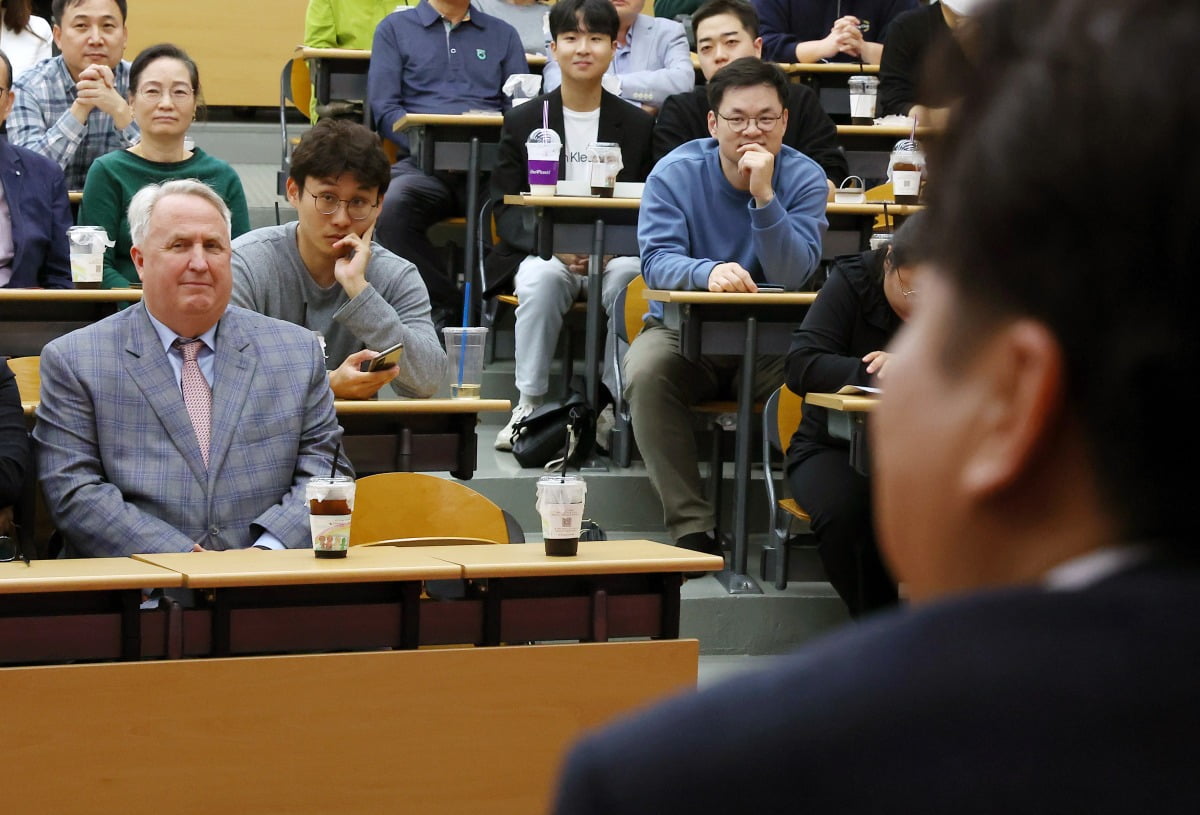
[
  {"left": 890, "top": 139, "right": 926, "bottom": 205},
  {"left": 536, "top": 474, "right": 586, "bottom": 556},
  {"left": 587, "top": 142, "right": 622, "bottom": 197},
  {"left": 527, "top": 127, "right": 562, "bottom": 195},
  {"left": 307, "top": 476, "right": 355, "bottom": 558},
  {"left": 847, "top": 75, "right": 879, "bottom": 125},
  {"left": 67, "top": 225, "right": 113, "bottom": 289}
]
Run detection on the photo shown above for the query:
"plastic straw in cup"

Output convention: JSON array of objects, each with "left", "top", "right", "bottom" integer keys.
[
  {"left": 330, "top": 441, "right": 342, "bottom": 478},
  {"left": 456, "top": 283, "right": 471, "bottom": 394}
]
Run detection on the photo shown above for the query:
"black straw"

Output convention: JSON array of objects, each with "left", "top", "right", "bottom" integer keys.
[{"left": 331, "top": 442, "right": 342, "bottom": 478}]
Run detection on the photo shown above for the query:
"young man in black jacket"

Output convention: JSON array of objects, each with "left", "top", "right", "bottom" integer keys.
[
  {"left": 489, "top": 0, "right": 655, "bottom": 450},
  {"left": 651, "top": 0, "right": 847, "bottom": 194}
]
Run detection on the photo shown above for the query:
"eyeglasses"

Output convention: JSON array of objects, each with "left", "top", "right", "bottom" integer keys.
[
  {"left": 716, "top": 112, "right": 782, "bottom": 133},
  {"left": 138, "top": 87, "right": 195, "bottom": 103},
  {"left": 0, "top": 534, "right": 29, "bottom": 565},
  {"left": 895, "top": 265, "right": 917, "bottom": 298},
  {"left": 304, "top": 188, "right": 380, "bottom": 220}
]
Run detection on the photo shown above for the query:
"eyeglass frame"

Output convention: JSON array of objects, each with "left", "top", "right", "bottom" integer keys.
[
  {"left": 302, "top": 187, "right": 381, "bottom": 221},
  {"left": 0, "top": 534, "right": 29, "bottom": 565},
  {"left": 135, "top": 86, "right": 197, "bottom": 104},
  {"left": 715, "top": 111, "right": 783, "bottom": 133},
  {"left": 894, "top": 264, "right": 917, "bottom": 298}
]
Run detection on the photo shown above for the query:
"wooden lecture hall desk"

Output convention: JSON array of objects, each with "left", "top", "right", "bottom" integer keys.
[
  {"left": 645, "top": 290, "right": 818, "bottom": 596},
  {"left": 335, "top": 397, "right": 510, "bottom": 478},
  {"left": 805, "top": 389, "right": 878, "bottom": 476},
  {"left": 395, "top": 112, "right": 505, "bottom": 313},
  {"left": 131, "top": 540, "right": 720, "bottom": 658},
  {"left": 4, "top": 640, "right": 698, "bottom": 814},
  {"left": 17, "top": 394, "right": 509, "bottom": 479},
  {"left": 0, "top": 556, "right": 182, "bottom": 664},
  {"left": 503, "top": 192, "right": 641, "bottom": 418},
  {"left": 300, "top": 48, "right": 549, "bottom": 117},
  {"left": 0, "top": 287, "right": 142, "bottom": 357},
  {"left": 779, "top": 61, "right": 878, "bottom": 120}
]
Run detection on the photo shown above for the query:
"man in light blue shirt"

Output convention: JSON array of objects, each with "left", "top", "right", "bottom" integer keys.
[
  {"left": 368, "top": 0, "right": 527, "bottom": 324},
  {"left": 542, "top": 0, "right": 693, "bottom": 113}
]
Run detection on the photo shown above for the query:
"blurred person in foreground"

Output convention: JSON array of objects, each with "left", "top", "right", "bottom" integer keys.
[{"left": 551, "top": 0, "right": 1200, "bottom": 811}]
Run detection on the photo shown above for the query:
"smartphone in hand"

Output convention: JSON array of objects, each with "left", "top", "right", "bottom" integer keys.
[{"left": 360, "top": 341, "right": 404, "bottom": 372}]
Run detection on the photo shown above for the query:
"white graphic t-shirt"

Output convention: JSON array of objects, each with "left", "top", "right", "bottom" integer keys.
[{"left": 562, "top": 106, "right": 601, "bottom": 182}]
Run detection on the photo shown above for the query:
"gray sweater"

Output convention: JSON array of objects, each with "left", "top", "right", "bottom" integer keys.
[{"left": 230, "top": 223, "right": 447, "bottom": 398}]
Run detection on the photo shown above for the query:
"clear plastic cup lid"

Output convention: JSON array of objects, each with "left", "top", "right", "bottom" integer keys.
[{"left": 527, "top": 127, "right": 561, "bottom": 146}]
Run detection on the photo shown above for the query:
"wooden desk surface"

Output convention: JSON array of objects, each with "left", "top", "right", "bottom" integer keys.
[
  {"left": 0, "top": 557, "right": 183, "bottom": 594},
  {"left": 24, "top": 398, "right": 510, "bottom": 419},
  {"left": 826, "top": 201, "right": 925, "bottom": 215},
  {"left": 296, "top": 46, "right": 370, "bottom": 60},
  {"left": 779, "top": 62, "right": 879, "bottom": 74},
  {"left": 503, "top": 193, "right": 642, "bottom": 209},
  {"left": 0, "top": 288, "right": 141, "bottom": 302},
  {"left": 644, "top": 289, "right": 818, "bottom": 306},
  {"left": 837, "top": 124, "right": 937, "bottom": 138},
  {"left": 298, "top": 46, "right": 547, "bottom": 66},
  {"left": 335, "top": 397, "right": 510, "bottom": 414},
  {"left": 2, "top": 641, "right": 694, "bottom": 814},
  {"left": 133, "top": 546, "right": 461, "bottom": 588},
  {"left": 394, "top": 112, "right": 505, "bottom": 132},
  {"left": 804, "top": 391, "right": 878, "bottom": 412},
  {"left": 427, "top": 539, "right": 724, "bottom": 578}
]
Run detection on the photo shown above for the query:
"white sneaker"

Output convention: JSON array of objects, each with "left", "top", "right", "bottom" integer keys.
[
  {"left": 595, "top": 404, "right": 615, "bottom": 453},
  {"left": 495, "top": 403, "right": 535, "bottom": 451}
]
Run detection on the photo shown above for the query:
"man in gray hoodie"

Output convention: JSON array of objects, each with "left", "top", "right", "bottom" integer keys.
[{"left": 232, "top": 119, "right": 446, "bottom": 399}]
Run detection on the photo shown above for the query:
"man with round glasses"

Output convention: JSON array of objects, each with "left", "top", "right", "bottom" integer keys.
[
  {"left": 627, "top": 56, "right": 827, "bottom": 557},
  {"left": 231, "top": 119, "right": 446, "bottom": 400}
]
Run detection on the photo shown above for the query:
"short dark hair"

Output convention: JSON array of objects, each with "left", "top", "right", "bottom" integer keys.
[
  {"left": 53, "top": 0, "right": 127, "bottom": 25},
  {"left": 289, "top": 118, "right": 392, "bottom": 195},
  {"left": 706, "top": 57, "right": 786, "bottom": 112},
  {"left": 692, "top": 0, "right": 759, "bottom": 41},
  {"left": 875, "top": 211, "right": 929, "bottom": 284},
  {"left": 129, "top": 43, "right": 202, "bottom": 116},
  {"left": 549, "top": 0, "right": 619, "bottom": 42},
  {"left": 0, "top": 49, "right": 12, "bottom": 90},
  {"left": 924, "top": 0, "right": 1200, "bottom": 539}
]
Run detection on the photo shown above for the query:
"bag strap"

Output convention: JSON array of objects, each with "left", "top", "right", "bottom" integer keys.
[{"left": 544, "top": 406, "right": 585, "bottom": 472}]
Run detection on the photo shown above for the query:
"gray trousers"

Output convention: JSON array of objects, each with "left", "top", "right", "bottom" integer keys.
[
  {"left": 512, "top": 254, "right": 641, "bottom": 400},
  {"left": 624, "top": 322, "right": 786, "bottom": 541}
]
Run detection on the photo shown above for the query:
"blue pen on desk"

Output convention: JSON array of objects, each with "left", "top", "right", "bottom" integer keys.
[{"left": 456, "top": 281, "right": 471, "bottom": 395}]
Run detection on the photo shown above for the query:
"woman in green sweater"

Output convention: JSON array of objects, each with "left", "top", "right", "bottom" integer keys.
[{"left": 78, "top": 43, "right": 250, "bottom": 290}]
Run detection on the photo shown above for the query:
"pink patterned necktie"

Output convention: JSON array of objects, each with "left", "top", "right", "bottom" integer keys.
[{"left": 174, "top": 338, "right": 211, "bottom": 468}]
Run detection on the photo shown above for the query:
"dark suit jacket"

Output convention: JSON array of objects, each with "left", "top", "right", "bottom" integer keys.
[
  {"left": 0, "top": 358, "right": 29, "bottom": 508},
  {"left": 653, "top": 83, "right": 848, "bottom": 184},
  {"left": 552, "top": 550, "right": 1200, "bottom": 814},
  {"left": 34, "top": 304, "right": 345, "bottom": 556},
  {"left": 0, "top": 137, "right": 72, "bottom": 289},
  {"left": 485, "top": 89, "right": 655, "bottom": 293}
]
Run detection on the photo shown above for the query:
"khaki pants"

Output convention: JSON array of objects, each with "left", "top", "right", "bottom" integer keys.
[{"left": 624, "top": 321, "right": 785, "bottom": 541}]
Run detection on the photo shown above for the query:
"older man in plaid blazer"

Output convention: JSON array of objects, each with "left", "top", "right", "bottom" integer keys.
[{"left": 34, "top": 179, "right": 346, "bottom": 557}]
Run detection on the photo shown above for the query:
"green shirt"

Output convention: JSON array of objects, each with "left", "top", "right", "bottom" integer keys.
[
  {"left": 77, "top": 147, "right": 251, "bottom": 289},
  {"left": 304, "top": 0, "right": 416, "bottom": 50},
  {"left": 653, "top": 0, "right": 704, "bottom": 22}
]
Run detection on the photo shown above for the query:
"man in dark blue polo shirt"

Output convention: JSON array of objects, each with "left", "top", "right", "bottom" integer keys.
[
  {"left": 368, "top": 0, "right": 527, "bottom": 324},
  {"left": 751, "top": 0, "right": 915, "bottom": 64}
]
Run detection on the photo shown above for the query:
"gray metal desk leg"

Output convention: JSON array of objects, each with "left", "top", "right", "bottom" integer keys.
[
  {"left": 715, "top": 316, "right": 763, "bottom": 595},
  {"left": 580, "top": 219, "right": 609, "bottom": 472}
]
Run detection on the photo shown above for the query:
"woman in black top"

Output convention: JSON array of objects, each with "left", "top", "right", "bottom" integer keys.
[
  {"left": 784, "top": 214, "right": 928, "bottom": 617},
  {"left": 877, "top": 0, "right": 976, "bottom": 124}
]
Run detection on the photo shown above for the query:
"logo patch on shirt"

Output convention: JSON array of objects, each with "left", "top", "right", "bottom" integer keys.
[{"left": 476, "top": 49, "right": 487, "bottom": 60}]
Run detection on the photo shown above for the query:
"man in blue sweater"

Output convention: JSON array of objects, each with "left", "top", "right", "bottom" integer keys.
[{"left": 627, "top": 57, "right": 827, "bottom": 555}]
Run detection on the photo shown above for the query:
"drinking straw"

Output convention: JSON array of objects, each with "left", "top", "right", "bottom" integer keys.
[
  {"left": 330, "top": 441, "right": 342, "bottom": 478},
  {"left": 909, "top": 115, "right": 918, "bottom": 142},
  {"left": 542, "top": 99, "right": 549, "bottom": 131},
  {"left": 457, "top": 282, "right": 472, "bottom": 393}
]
